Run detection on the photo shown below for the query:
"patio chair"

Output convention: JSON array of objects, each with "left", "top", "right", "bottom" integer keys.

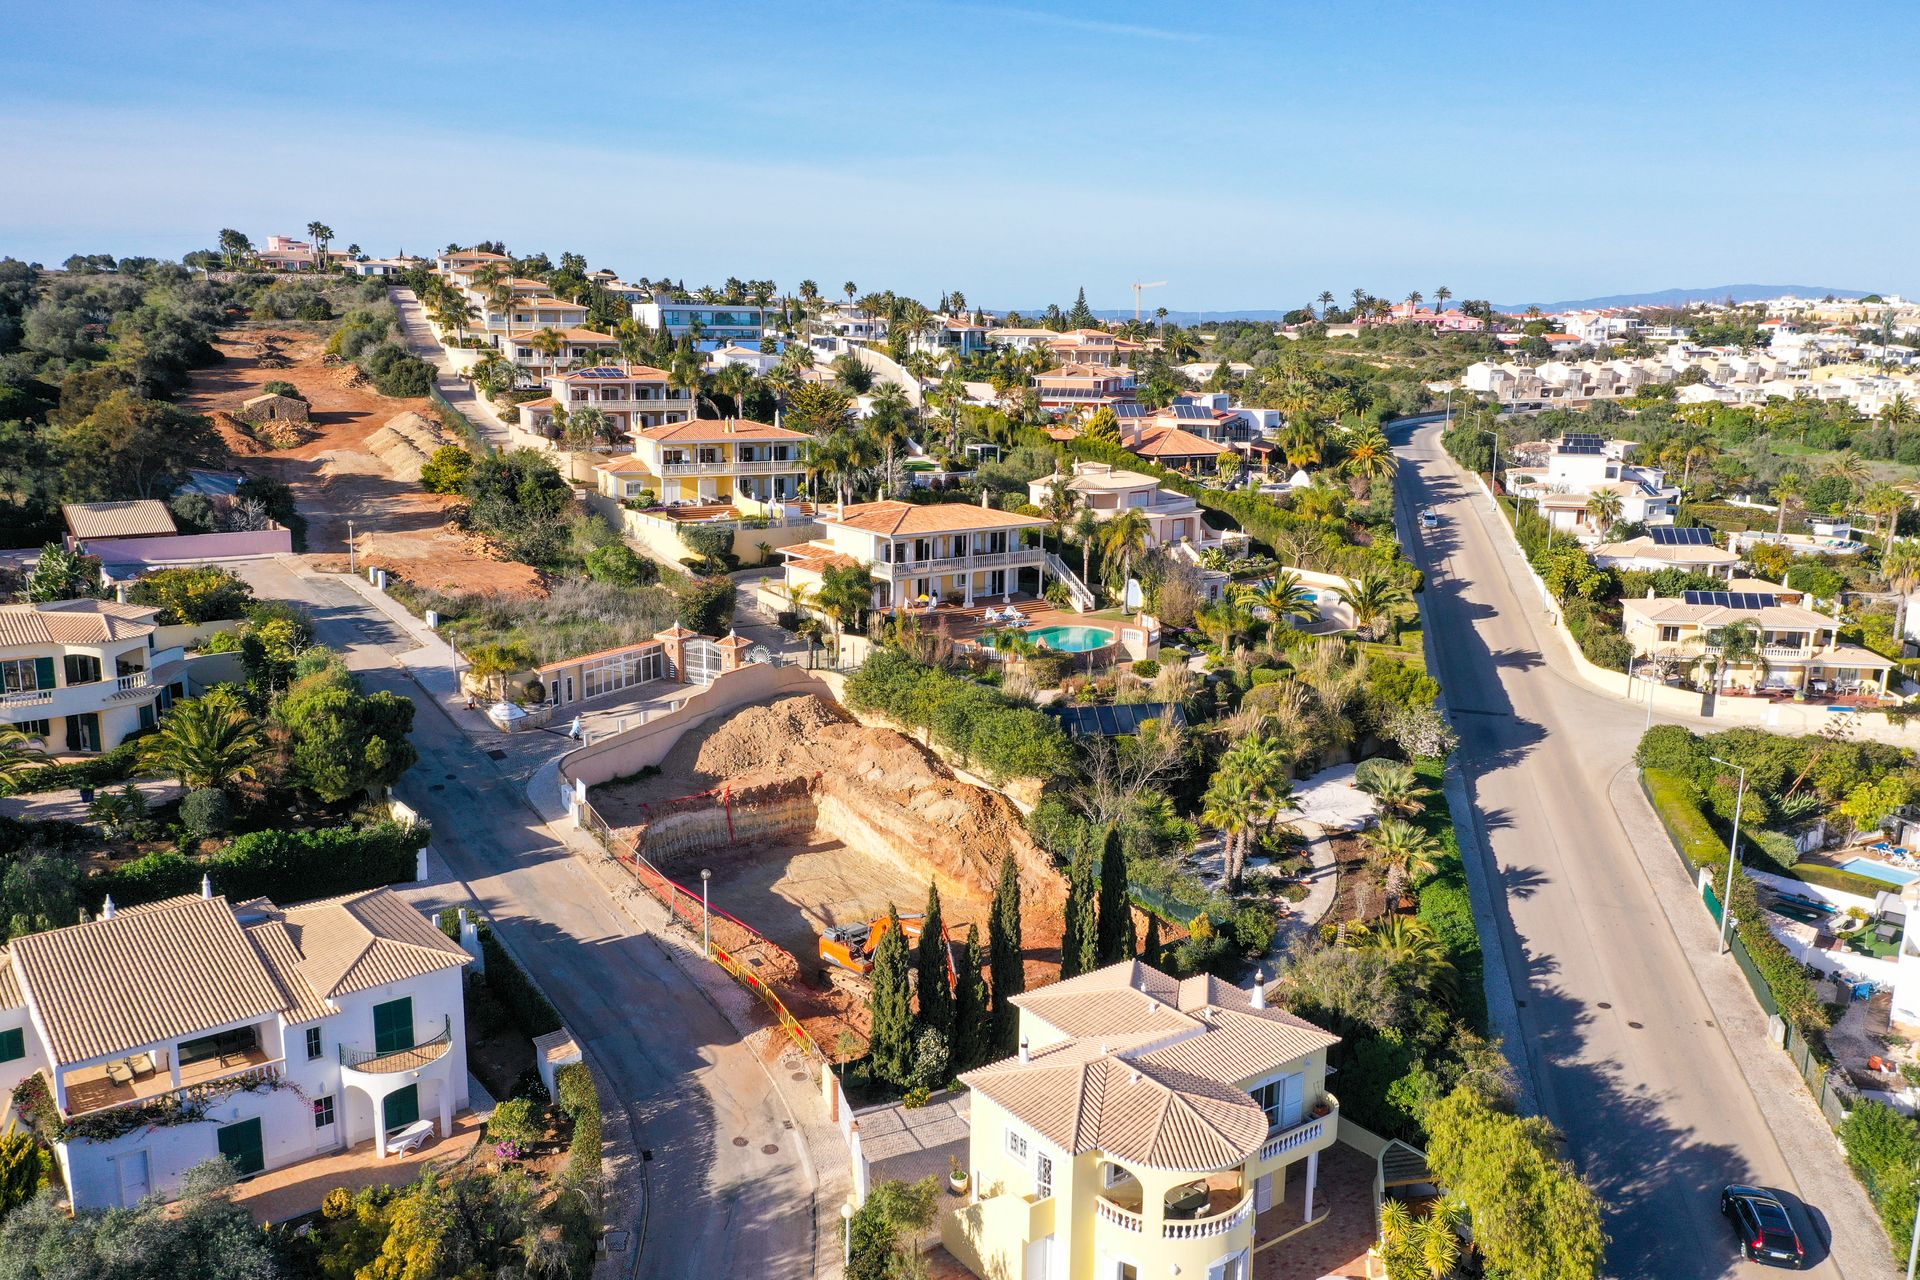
[
  {"left": 105, "top": 1060, "right": 134, "bottom": 1088},
  {"left": 385, "top": 1119, "right": 436, "bottom": 1157},
  {"left": 128, "top": 1052, "right": 157, "bottom": 1079},
  {"left": 981, "top": 607, "right": 1003, "bottom": 625}
]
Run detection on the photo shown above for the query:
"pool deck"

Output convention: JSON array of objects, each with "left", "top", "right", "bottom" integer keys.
[{"left": 885, "top": 596, "right": 1096, "bottom": 648}]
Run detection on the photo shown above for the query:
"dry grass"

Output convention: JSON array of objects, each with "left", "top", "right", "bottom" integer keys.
[{"left": 394, "top": 579, "right": 681, "bottom": 664}]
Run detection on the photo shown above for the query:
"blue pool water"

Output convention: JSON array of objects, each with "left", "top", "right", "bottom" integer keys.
[
  {"left": 1027, "top": 625, "right": 1116, "bottom": 653},
  {"left": 1839, "top": 857, "right": 1919, "bottom": 886}
]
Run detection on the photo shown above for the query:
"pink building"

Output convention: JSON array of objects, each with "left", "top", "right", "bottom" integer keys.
[{"left": 1361, "top": 301, "right": 1484, "bottom": 331}]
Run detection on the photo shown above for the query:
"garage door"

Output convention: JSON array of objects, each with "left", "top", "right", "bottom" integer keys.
[{"left": 216, "top": 1117, "right": 264, "bottom": 1178}]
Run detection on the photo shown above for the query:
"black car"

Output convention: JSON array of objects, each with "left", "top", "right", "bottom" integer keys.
[{"left": 1721, "top": 1184, "right": 1805, "bottom": 1268}]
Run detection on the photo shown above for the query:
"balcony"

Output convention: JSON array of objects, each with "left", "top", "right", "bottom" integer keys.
[
  {"left": 340, "top": 1017, "right": 453, "bottom": 1076},
  {"left": 110, "top": 671, "right": 152, "bottom": 699},
  {"left": 1094, "top": 1197, "right": 1144, "bottom": 1233},
  {"left": 1163, "top": 1190, "right": 1253, "bottom": 1240},
  {"left": 61, "top": 1048, "right": 281, "bottom": 1118},
  {"left": 1260, "top": 1094, "right": 1336, "bottom": 1162},
  {"left": 654, "top": 458, "right": 800, "bottom": 477},
  {"left": 884, "top": 549, "right": 1042, "bottom": 578}
]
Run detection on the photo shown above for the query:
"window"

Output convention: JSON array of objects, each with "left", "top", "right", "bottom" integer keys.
[
  {"left": 305, "top": 1027, "right": 323, "bottom": 1060},
  {"left": 1659, "top": 625, "right": 1681, "bottom": 643},
  {"left": 179, "top": 1025, "right": 259, "bottom": 1065},
  {"left": 11, "top": 720, "right": 48, "bottom": 741},
  {"left": 1104, "top": 1162, "right": 1130, "bottom": 1188},
  {"left": 63, "top": 654, "right": 101, "bottom": 686},
  {"left": 1005, "top": 1128, "right": 1028, "bottom": 1162},
  {"left": 1250, "top": 1072, "right": 1304, "bottom": 1132},
  {"left": 0, "top": 658, "right": 46, "bottom": 692},
  {"left": 313, "top": 1095, "right": 335, "bottom": 1128},
  {"left": 0, "top": 1027, "right": 23, "bottom": 1062}
]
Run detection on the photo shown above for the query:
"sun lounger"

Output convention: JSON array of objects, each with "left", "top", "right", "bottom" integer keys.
[
  {"left": 106, "top": 1060, "right": 134, "bottom": 1087},
  {"left": 385, "top": 1119, "right": 435, "bottom": 1157}
]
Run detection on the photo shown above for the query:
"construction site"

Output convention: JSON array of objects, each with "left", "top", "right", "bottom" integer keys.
[{"left": 587, "top": 694, "right": 1066, "bottom": 1056}]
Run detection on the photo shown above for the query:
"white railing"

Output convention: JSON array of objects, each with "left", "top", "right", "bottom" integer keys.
[
  {"left": 1260, "top": 1113, "right": 1327, "bottom": 1162},
  {"left": 0, "top": 689, "right": 52, "bottom": 707},
  {"left": 654, "top": 459, "right": 799, "bottom": 477},
  {"left": 1094, "top": 1197, "right": 1144, "bottom": 1234},
  {"left": 1044, "top": 551, "right": 1097, "bottom": 612},
  {"left": 114, "top": 671, "right": 151, "bottom": 694},
  {"left": 1163, "top": 1192, "right": 1252, "bottom": 1240}
]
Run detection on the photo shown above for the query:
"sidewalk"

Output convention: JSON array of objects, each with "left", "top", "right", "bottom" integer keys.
[
  {"left": 526, "top": 758, "right": 851, "bottom": 1280},
  {"left": 1607, "top": 765, "right": 1894, "bottom": 1279}
]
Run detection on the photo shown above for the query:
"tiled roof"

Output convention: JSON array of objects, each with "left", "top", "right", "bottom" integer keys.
[
  {"left": 966, "top": 960, "right": 1339, "bottom": 1172},
  {"left": 1130, "top": 425, "right": 1220, "bottom": 459},
  {"left": 276, "top": 890, "right": 470, "bottom": 999},
  {"left": 12, "top": 896, "right": 289, "bottom": 1064},
  {"left": 779, "top": 541, "right": 863, "bottom": 574},
  {"left": 636, "top": 417, "right": 809, "bottom": 443},
  {"left": 0, "top": 951, "right": 20, "bottom": 1010},
  {"left": 62, "top": 500, "right": 176, "bottom": 539},
  {"left": 0, "top": 599, "right": 161, "bottom": 649},
  {"left": 827, "top": 499, "right": 1045, "bottom": 536},
  {"left": 509, "top": 328, "right": 619, "bottom": 344},
  {"left": 243, "top": 920, "right": 335, "bottom": 1026},
  {"left": 1622, "top": 597, "right": 1838, "bottom": 630},
  {"left": 593, "top": 457, "right": 652, "bottom": 475},
  {"left": 1592, "top": 537, "right": 1738, "bottom": 564}
]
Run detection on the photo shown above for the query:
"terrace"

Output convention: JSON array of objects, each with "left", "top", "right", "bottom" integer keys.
[{"left": 59, "top": 1044, "right": 281, "bottom": 1117}]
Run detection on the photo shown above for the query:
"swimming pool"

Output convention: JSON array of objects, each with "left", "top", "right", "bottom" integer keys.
[
  {"left": 1026, "top": 624, "right": 1116, "bottom": 653},
  {"left": 1839, "top": 857, "right": 1919, "bottom": 887}
]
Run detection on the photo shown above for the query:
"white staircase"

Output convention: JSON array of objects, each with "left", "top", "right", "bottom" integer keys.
[{"left": 1044, "top": 552, "right": 1097, "bottom": 613}]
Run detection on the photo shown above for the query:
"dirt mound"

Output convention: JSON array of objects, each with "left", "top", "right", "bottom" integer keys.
[
  {"left": 693, "top": 696, "right": 853, "bottom": 777},
  {"left": 366, "top": 410, "right": 456, "bottom": 482}
]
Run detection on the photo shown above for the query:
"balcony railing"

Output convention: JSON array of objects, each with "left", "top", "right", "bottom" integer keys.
[
  {"left": 111, "top": 671, "right": 152, "bottom": 697},
  {"left": 884, "top": 549, "right": 1040, "bottom": 577},
  {"left": 0, "top": 688, "right": 52, "bottom": 707},
  {"left": 1260, "top": 1095, "right": 1337, "bottom": 1162},
  {"left": 1163, "top": 1191, "right": 1253, "bottom": 1241},
  {"left": 340, "top": 1016, "right": 452, "bottom": 1075},
  {"left": 654, "top": 458, "right": 800, "bottom": 477},
  {"left": 1094, "top": 1197, "right": 1144, "bottom": 1233}
]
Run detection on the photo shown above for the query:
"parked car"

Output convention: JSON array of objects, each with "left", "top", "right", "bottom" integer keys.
[
  {"left": 1720, "top": 1184, "right": 1805, "bottom": 1268},
  {"left": 1420, "top": 509, "right": 1440, "bottom": 530}
]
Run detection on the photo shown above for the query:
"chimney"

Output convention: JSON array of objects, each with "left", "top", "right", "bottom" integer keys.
[
  {"left": 980, "top": 490, "right": 990, "bottom": 508},
  {"left": 1018, "top": 1035, "right": 1030, "bottom": 1064},
  {"left": 201, "top": 873, "right": 213, "bottom": 899},
  {"left": 101, "top": 895, "right": 115, "bottom": 920},
  {"left": 1251, "top": 970, "right": 1268, "bottom": 1010}
]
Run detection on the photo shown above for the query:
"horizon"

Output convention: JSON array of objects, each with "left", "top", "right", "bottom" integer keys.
[{"left": 3, "top": 2, "right": 1917, "bottom": 310}]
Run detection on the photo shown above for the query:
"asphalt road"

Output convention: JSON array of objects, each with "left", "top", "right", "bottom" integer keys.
[
  {"left": 232, "top": 559, "right": 816, "bottom": 1279},
  {"left": 1392, "top": 419, "right": 1844, "bottom": 1279}
]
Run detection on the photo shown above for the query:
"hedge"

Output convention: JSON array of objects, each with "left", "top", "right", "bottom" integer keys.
[
  {"left": 846, "top": 648, "right": 1071, "bottom": 782},
  {"left": 477, "top": 921, "right": 563, "bottom": 1038},
  {"left": 554, "top": 1061, "right": 603, "bottom": 1198},
  {"left": 1840, "top": 1100, "right": 1920, "bottom": 1250},
  {"left": 1, "top": 742, "right": 143, "bottom": 797},
  {"left": 91, "top": 821, "right": 429, "bottom": 910},
  {"left": 1643, "top": 768, "right": 1891, "bottom": 899},
  {"left": 1410, "top": 760, "right": 1487, "bottom": 1034}
]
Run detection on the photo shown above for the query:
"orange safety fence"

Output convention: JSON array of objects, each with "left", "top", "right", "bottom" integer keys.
[{"left": 578, "top": 797, "right": 826, "bottom": 1061}]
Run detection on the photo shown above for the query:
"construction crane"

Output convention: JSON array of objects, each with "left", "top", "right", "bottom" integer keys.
[{"left": 1132, "top": 280, "right": 1168, "bottom": 323}]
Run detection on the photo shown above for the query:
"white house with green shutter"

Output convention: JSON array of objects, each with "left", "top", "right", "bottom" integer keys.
[
  {"left": 0, "top": 598, "right": 185, "bottom": 752},
  {"left": 0, "top": 885, "right": 471, "bottom": 1209}
]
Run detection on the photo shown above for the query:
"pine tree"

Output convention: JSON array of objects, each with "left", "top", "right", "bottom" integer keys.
[
  {"left": 989, "top": 855, "right": 1024, "bottom": 1054},
  {"left": 1068, "top": 287, "right": 1096, "bottom": 328},
  {"left": 868, "top": 904, "right": 915, "bottom": 1085},
  {"left": 1095, "top": 825, "right": 1135, "bottom": 965},
  {"left": 913, "top": 883, "right": 952, "bottom": 1041},
  {"left": 952, "top": 925, "right": 991, "bottom": 1071},
  {"left": 1141, "top": 913, "right": 1162, "bottom": 967},
  {"left": 1062, "top": 840, "right": 1099, "bottom": 978}
]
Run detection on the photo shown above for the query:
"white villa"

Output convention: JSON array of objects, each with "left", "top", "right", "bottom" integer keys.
[
  {"left": 780, "top": 499, "right": 1060, "bottom": 611},
  {"left": 0, "top": 887, "right": 471, "bottom": 1209},
  {"left": 0, "top": 598, "right": 186, "bottom": 753},
  {"left": 1506, "top": 433, "right": 1679, "bottom": 535},
  {"left": 519, "top": 364, "right": 694, "bottom": 440},
  {"left": 1027, "top": 461, "right": 1225, "bottom": 552}
]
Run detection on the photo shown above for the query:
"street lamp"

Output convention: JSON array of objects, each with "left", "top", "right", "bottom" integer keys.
[
  {"left": 841, "top": 1201, "right": 855, "bottom": 1274},
  {"left": 347, "top": 519, "right": 356, "bottom": 574},
  {"left": 1709, "top": 756, "right": 1748, "bottom": 955},
  {"left": 701, "top": 868, "right": 712, "bottom": 957}
]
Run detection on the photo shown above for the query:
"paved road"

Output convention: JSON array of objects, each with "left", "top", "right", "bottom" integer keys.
[
  {"left": 388, "top": 287, "right": 543, "bottom": 452},
  {"left": 232, "top": 558, "right": 817, "bottom": 1279},
  {"left": 1392, "top": 420, "right": 1850, "bottom": 1279}
]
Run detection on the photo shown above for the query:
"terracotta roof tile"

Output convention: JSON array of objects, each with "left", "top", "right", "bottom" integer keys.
[
  {"left": 827, "top": 499, "right": 1045, "bottom": 536},
  {"left": 636, "top": 417, "right": 809, "bottom": 443},
  {"left": 62, "top": 500, "right": 176, "bottom": 540},
  {"left": 276, "top": 889, "right": 469, "bottom": 999}
]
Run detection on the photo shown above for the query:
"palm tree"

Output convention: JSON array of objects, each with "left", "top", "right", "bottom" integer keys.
[
  {"left": 305, "top": 221, "right": 334, "bottom": 260},
  {"left": 1880, "top": 393, "right": 1917, "bottom": 430},
  {"left": 1239, "top": 571, "right": 1319, "bottom": 629},
  {"left": 1584, "top": 489, "right": 1623, "bottom": 538},
  {"left": 1098, "top": 508, "right": 1152, "bottom": 600},
  {"left": 1202, "top": 769, "right": 1263, "bottom": 889},
  {"left": 843, "top": 281, "right": 857, "bottom": 306},
  {"left": 135, "top": 688, "right": 265, "bottom": 794},
  {"left": 1355, "top": 760, "right": 1426, "bottom": 816},
  {"left": 1335, "top": 568, "right": 1408, "bottom": 641},
  {"left": 1317, "top": 290, "right": 1336, "bottom": 319},
  {"left": 1072, "top": 509, "right": 1099, "bottom": 586},
  {"left": 1350, "top": 915, "right": 1456, "bottom": 1004},
  {"left": 1707, "top": 619, "right": 1769, "bottom": 691},
  {"left": 1433, "top": 285, "right": 1452, "bottom": 314},
  {"left": 1864, "top": 482, "right": 1907, "bottom": 551},
  {"left": 1341, "top": 429, "right": 1394, "bottom": 499},
  {"left": 1040, "top": 479, "right": 1078, "bottom": 554},
  {"left": 1884, "top": 538, "right": 1920, "bottom": 650},
  {"left": 1404, "top": 290, "right": 1423, "bottom": 313},
  {"left": 1364, "top": 818, "right": 1441, "bottom": 903},
  {"left": 668, "top": 345, "right": 706, "bottom": 417},
  {"left": 1770, "top": 472, "right": 1804, "bottom": 537},
  {"left": 815, "top": 563, "right": 875, "bottom": 657},
  {"left": 527, "top": 327, "right": 566, "bottom": 377},
  {"left": 713, "top": 362, "right": 756, "bottom": 420},
  {"left": 1196, "top": 595, "right": 1256, "bottom": 653},
  {"left": 0, "top": 726, "right": 47, "bottom": 783},
  {"left": 1826, "top": 449, "right": 1872, "bottom": 493}
]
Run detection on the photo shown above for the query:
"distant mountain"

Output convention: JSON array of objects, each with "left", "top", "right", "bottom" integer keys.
[{"left": 1489, "top": 285, "right": 1876, "bottom": 312}]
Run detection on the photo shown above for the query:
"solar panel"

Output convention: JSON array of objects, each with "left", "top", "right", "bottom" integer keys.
[
  {"left": 1557, "top": 443, "right": 1604, "bottom": 455},
  {"left": 575, "top": 365, "right": 625, "bottom": 378},
  {"left": 1112, "top": 403, "right": 1147, "bottom": 418},
  {"left": 1173, "top": 404, "right": 1211, "bottom": 420},
  {"left": 1683, "top": 591, "right": 1778, "bottom": 609},
  {"left": 1047, "top": 703, "right": 1187, "bottom": 737},
  {"left": 1649, "top": 526, "right": 1715, "bottom": 546},
  {"left": 1563, "top": 432, "right": 1604, "bottom": 446}
]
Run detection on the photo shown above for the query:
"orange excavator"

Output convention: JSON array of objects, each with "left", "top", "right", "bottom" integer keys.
[{"left": 819, "top": 913, "right": 929, "bottom": 976}]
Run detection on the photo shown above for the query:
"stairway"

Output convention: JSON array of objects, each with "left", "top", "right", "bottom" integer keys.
[{"left": 1044, "top": 552, "right": 1097, "bottom": 613}]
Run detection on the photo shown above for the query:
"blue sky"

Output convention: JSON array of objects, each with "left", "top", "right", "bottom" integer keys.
[{"left": 2, "top": 1, "right": 1915, "bottom": 310}]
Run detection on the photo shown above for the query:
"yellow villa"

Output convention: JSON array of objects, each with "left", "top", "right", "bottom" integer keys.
[
  {"left": 592, "top": 416, "right": 811, "bottom": 506},
  {"left": 943, "top": 960, "right": 1340, "bottom": 1280}
]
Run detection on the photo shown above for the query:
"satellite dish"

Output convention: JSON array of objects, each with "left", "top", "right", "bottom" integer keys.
[{"left": 1123, "top": 578, "right": 1144, "bottom": 612}]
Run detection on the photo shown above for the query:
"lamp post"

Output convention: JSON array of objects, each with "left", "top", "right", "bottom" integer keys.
[
  {"left": 841, "top": 1201, "right": 854, "bottom": 1275},
  {"left": 347, "top": 519, "right": 356, "bottom": 574},
  {"left": 701, "top": 868, "right": 712, "bottom": 957},
  {"left": 1709, "top": 756, "right": 1748, "bottom": 955}
]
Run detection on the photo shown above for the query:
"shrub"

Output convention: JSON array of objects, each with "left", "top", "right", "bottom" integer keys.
[
  {"left": 585, "top": 542, "right": 654, "bottom": 587},
  {"left": 554, "top": 1062, "right": 603, "bottom": 1197},
  {"left": 1635, "top": 724, "right": 1702, "bottom": 775},
  {"left": 259, "top": 379, "right": 307, "bottom": 402},
  {"left": 1841, "top": 1100, "right": 1920, "bottom": 1249},
  {"left": 1130, "top": 659, "right": 1160, "bottom": 679},
  {"left": 676, "top": 576, "right": 736, "bottom": 634},
  {"left": 847, "top": 648, "right": 1071, "bottom": 782},
  {"left": 0, "top": 741, "right": 142, "bottom": 797},
  {"left": 127, "top": 565, "right": 253, "bottom": 625},
  {"left": 418, "top": 445, "right": 473, "bottom": 494},
  {"left": 178, "top": 787, "right": 231, "bottom": 839},
  {"left": 477, "top": 922, "right": 563, "bottom": 1037},
  {"left": 486, "top": 1097, "right": 543, "bottom": 1147},
  {"left": 92, "top": 821, "right": 427, "bottom": 909}
]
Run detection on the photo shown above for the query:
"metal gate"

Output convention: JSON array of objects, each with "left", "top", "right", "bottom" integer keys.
[{"left": 683, "top": 637, "right": 723, "bottom": 685}]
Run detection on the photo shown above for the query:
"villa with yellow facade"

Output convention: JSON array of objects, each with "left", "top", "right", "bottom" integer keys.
[
  {"left": 1622, "top": 586, "right": 1896, "bottom": 696},
  {"left": 780, "top": 499, "right": 1054, "bottom": 610},
  {"left": 592, "top": 416, "right": 811, "bottom": 506},
  {"left": 942, "top": 960, "right": 1340, "bottom": 1280}
]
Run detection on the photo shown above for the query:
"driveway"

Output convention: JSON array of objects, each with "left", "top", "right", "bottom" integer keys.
[
  {"left": 228, "top": 557, "right": 818, "bottom": 1279},
  {"left": 1393, "top": 417, "right": 1886, "bottom": 1278}
]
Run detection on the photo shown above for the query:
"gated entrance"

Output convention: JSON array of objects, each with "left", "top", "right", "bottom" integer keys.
[{"left": 683, "top": 636, "right": 724, "bottom": 685}]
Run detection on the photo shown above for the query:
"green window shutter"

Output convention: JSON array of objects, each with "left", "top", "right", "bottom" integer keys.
[
  {"left": 32, "top": 657, "right": 53, "bottom": 690},
  {"left": 215, "top": 1118, "right": 264, "bottom": 1177},
  {"left": 372, "top": 997, "right": 414, "bottom": 1054},
  {"left": 382, "top": 1083, "right": 419, "bottom": 1131},
  {"left": 0, "top": 1027, "right": 23, "bottom": 1062}
]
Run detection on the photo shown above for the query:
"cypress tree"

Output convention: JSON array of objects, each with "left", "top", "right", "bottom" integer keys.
[
  {"left": 913, "top": 883, "right": 952, "bottom": 1040},
  {"left": 868, "top": 904, "right": 915, "bottom": 1085},
  {"left": 1141, "top": 912, "right": 1162, "bottom": 968},
  {"left": 1094, "top": 824, "right": 1135, "bottom": 965},
  {"left": 952, "top": 924, "right": 991, "bottom": 1071},
  {"left": 989, "top": 855, "right": 1024, "bottom": 1054},
  {"left": 1062, "top": 841, "right": 1099, "bottom": 978}
]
